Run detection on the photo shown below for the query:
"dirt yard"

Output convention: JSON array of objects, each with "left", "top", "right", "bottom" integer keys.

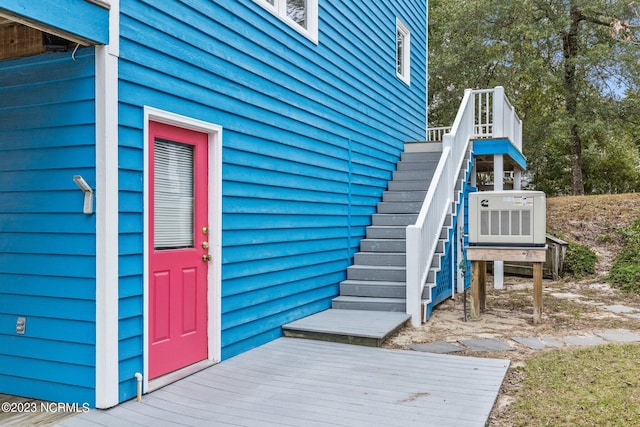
[{"left": 384, "top": 193, "right": 640, "bottom": 425}]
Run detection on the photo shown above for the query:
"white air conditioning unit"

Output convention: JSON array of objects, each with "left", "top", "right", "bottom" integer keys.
[{"left": 468, "top": 190, "right": 546, "bottom": 247}]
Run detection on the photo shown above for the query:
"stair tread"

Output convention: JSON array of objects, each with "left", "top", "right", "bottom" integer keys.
[
  {"left": 333, "top": 296, "right": 406, "bottom": 303},
  {"left": 340, "top": 279, "right": 406, "bottom": 285},
  {"left": 353, "top": 250, "right": 406, "bottom": 255},
  {"left": 348, "top": 264, "right": 405, "bottom": 270},
  {"left": 325, "top": 143, "right": 465, "bottom": 325}
]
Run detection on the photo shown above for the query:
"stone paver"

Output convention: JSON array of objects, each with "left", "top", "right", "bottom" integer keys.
[
  {"left": 550, "top": 292, "right": 582, "bottom": 300},
  {"left": 410, "top": 340, "right": 463, "bottom": 354},
  {"left": 512, "top": 336, "right": 566, "bottom": 350},
  {"left": 580, "top": 300, "right": 604, "bottom": 306},
  {"left": 603, "top": 304, "right": 639, "bottom": 314},
  {"left": 562, "top": 335, "right": 608, "bottom": 346},
  {"left": 413, "top": 329, "right": 640, "bottom": 356},
  {"left": 540, "top": 336, "right": 564, "bottom": 348},
  {"left": 595, "top": 329, "right": 640, "bottom": 342},
  {"left": 458, "top": 338, "right": 514, "bottom": 352},
  {"left": 511, "top": 337, "right": 546, "bottom": 350}
]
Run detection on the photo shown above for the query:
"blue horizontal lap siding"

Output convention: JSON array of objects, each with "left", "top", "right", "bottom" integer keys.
[
  {"left": 0, "top": 0, "right": 109, "bottom": 44},
  {"left": 116, "top": 119, "right": 144, "bottom": 402},
  {"left": 0, "top": 49, "right": 97, "bottom": 405},
  {"left": 117, "top": 180, "right": 143, "bottom": 405},
  {"left": 117, "top": 0, "right": 426, "bottom": 362}
]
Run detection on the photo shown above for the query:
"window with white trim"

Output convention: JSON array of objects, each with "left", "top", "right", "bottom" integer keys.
[
  {"left": 254, "top": 0, "right": 319, "bottom": 43},
  {"left": 396, "top": 18, "right": 410, "bottom": 84}
]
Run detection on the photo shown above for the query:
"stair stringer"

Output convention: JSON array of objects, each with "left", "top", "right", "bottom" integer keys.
[{"left": 420, "top": 144, "right": 474, "bottom": 320}]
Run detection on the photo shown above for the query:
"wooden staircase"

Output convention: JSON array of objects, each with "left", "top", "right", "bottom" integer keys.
[
  {"left": 283, "top": 143, "right": 445, "bottom": 346},
  {"left": 284, "top": 87, "right": 523, "bottom": 345},
  {"left": 332, "top": 147, "right": 441, "bottom": 312}
]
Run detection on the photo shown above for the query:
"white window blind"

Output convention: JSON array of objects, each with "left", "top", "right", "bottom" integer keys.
[{"left": 154, "top": 139, "right": 194, "bottom": 249}]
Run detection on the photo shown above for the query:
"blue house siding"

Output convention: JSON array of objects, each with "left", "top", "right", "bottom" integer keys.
[
  {"left": 115, "top": 0, "right": 426, "bottom": 365},
  {"left": 0, "top": 0, "right": 109, "bottom": 44},
  {"left": 0, "top": 49, "right": 97, "bottom": 405}
]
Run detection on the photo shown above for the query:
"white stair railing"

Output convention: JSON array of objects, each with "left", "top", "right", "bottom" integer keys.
[
  {"left": 406, "top": 86, "right": 522, "bottom": 327},
  {"left": 426, "top": 126, "right": 451, "bottom": 142}
]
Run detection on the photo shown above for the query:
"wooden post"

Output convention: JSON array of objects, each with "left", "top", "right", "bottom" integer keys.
[
  {"left": 533, "top": 262, "right": 543, "bottom": 324},
  {"left": 479, "top": 261, "right": 486, "bottom": 312},
  {"left": 466, "top": 246, "right": 547, "bottom": 324},
  {"left": 470, "top": 261, "right": 481, "bottom": 319}
]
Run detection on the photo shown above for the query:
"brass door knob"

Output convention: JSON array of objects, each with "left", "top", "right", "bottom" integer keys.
[{"left": 202, "top": 254, "right": 212, "bottom": 262}]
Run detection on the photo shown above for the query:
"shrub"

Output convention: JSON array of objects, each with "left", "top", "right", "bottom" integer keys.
[
  {"left": 608, "top": 219, "right": 640, "bottom": 294},
  {"left": 564, "top": 242, "right": 597, "bottom": 279}
]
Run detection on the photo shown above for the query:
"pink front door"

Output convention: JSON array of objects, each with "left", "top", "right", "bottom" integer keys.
[{"left": 148, "top": 121, "right": 209, "bottom": 379}]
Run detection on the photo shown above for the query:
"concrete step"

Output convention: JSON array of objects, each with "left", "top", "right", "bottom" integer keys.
[
  {"left": 382, "top": 190, "right": 428, "bottom": 202},
  {"left": 347, "top": 264, "right": 406, "bottom": 282},
  {"left": 360, "top": 238, "right": 405, "bottom": 253},
  {"left": 332, "top": 296, "right": 407, "bottom": 312},
  {"left": 282, "top": 309, "right": 410, "bottom": 347},
  {"left": 377, "top": 201, "right": 423, "bottom": 214},
  {"left": 371, "top": 214, "right": 417, "bottom": 226},
  {"left": 366, "top": 226, "right": 406, "bottom": 239},
  {"left": 340, "top": 280, "right": 406, "bottom": 298},
  {"left": 354, "top": 251, "right": 406, "bottom": 266}
]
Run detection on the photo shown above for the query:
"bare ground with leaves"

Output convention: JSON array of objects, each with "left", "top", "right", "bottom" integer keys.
[{"left": 384, "top": 193, "right": 640, "bottom": 426}]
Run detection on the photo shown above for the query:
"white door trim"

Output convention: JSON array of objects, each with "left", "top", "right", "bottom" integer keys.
[{"left": 142, "top": 107, "right": 223, "bottom": 392}]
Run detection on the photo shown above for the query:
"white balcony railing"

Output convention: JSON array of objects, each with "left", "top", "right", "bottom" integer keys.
[
  {"left": 406, "top": 87, "right": 522, "bottom": 326},
  {"left": 426, "top": 126, "right": 451, "bottom": 143}
]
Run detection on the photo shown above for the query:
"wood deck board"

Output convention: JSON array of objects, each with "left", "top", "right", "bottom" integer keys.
[
  {"left": 282, "top": 309, "right": 410, "bottom": 338},
  {"left": 56, "top": 338, "right": 509, "bottom": 427},
  {"left": 197, "top": 351, "right": 505, "bottom": 397}
]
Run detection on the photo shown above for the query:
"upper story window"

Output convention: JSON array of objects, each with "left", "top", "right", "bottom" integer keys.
[
  {"left": 396, "top": 18, "right": 410, "bottom": 85},
  {"left": 255, "top": 0, "right": 319, "bottom": 43}
]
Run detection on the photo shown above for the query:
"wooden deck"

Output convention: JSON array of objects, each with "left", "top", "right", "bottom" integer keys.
[
  {"left": 282, "top": 309, "right": 411, "bottom": 346},
  {"left": 56, "top": 338, "right": 509, "bottom": 427}
]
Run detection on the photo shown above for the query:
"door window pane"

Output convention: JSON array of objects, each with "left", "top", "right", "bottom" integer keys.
[{"left": 154, "top": 139, "right": 194, "bottom": 250}]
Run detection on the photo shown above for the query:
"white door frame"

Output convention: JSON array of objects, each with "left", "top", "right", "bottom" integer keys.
[{"left": 142, "top": 107, "right": 222, "bottom": 392}]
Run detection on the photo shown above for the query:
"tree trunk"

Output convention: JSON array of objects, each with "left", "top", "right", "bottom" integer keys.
[{"left": 563, "top": 5, "right": 585, "bottom": 195}]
